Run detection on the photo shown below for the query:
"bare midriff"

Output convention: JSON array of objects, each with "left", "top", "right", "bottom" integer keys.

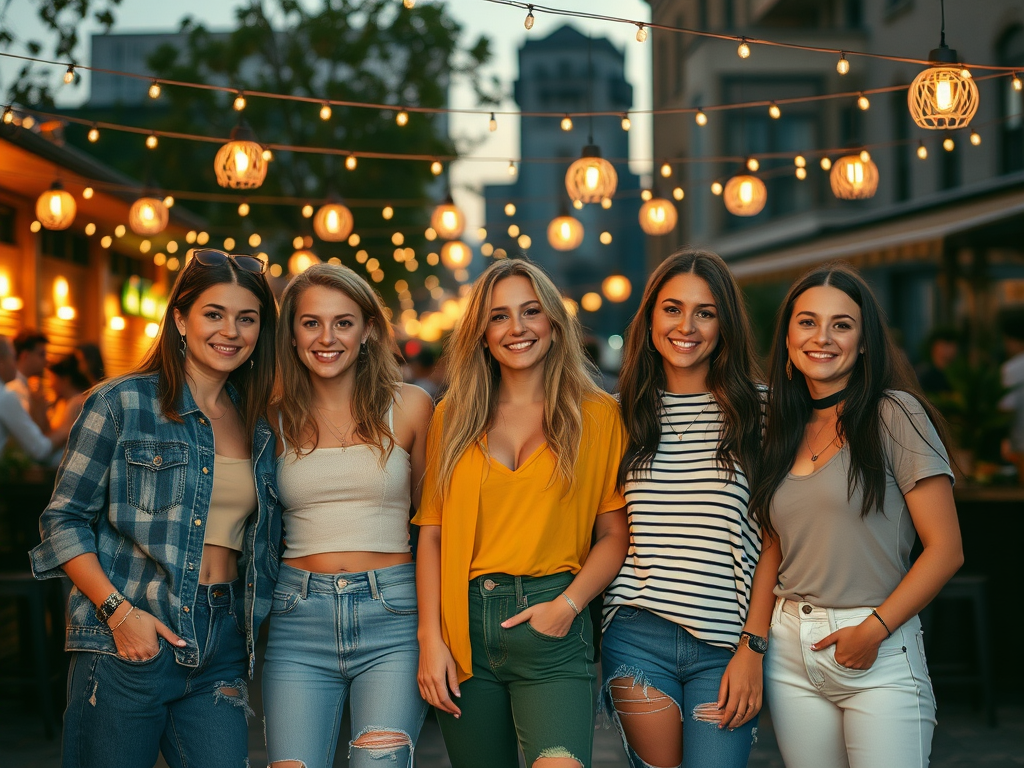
[
  {"left": 284, "top": 551, "right": 412, "bottom": 574},
  {"left": 200, "top": 543, "right": 240, "bottom": 584}
]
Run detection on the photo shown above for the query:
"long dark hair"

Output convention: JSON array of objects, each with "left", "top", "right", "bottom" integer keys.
[
  {"left": 748, "top": 262, "right": 947, "bottom": 530},
  {"left": 617, "top": 249, "right": 763, "bottom": 488},
  {"left": 138, "top": 253, "right": 278, "bottom": 440}
]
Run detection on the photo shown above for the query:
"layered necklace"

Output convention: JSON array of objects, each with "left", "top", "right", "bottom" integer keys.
[{"left": 316, "top": 406, "right": 355, "bottom": 450}]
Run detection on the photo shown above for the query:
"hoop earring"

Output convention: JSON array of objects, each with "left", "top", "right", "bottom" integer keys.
[
  {"left": 179, "top": 336, "right": 187, "bottom": 357},
  {"left": 785, "top": 358, "right": 793, "bottom": 381}
]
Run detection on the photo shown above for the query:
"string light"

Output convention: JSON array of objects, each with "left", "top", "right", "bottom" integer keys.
[
  {"left": 561, "top": 115, "right": 573, "bottom": 131},
  {"left": 641, "top": 189, "right": 653, "bottom": 201},
  {"left": 672, "top": 187, "right": 684, "bottom": 200},
  {"left": 660, "top": 162, "right": 672, "bottom": 177},
  {"left": 396, "top": 110, "right": 409, "bottom": 126},
  {"left": 768, "top": 102, "right": 781, "bottom": 119},
  {"left": 794, "top": 155, "right": 806, "bottom": 168},
  {"left": 796, "top": 167, "right": 807, "bottom": 180},
  {"left": 1014, "top": 73, "right": 1023, "bottom": 91},
  {"left": 820, "top": 157, "right": 832, "bottom": 171},
  {"left": 489, "top": 112, "right": 497, "bottom": 132},
  {"left": 601, "top": 197, "right": 612, "bottom": 209},
  {"left": 2, "top": 105, "right": 12, "bottom": 124},
  {"left": 302, "top": 204, "right": 314, "bottom": 218},
  {"left": 837, "top": 52, "right": 850, "bottom": 75},
  {"left": 737, "top": 39, "right": 751, "bottom": 59},
  {"left": 148, "top": 81, "right": 161, "bottom": 99},
  {"left": 917, "top": 141, "right": 929, "bottom": 159},
  {"left": 403, "top": 0, "right": 415, "bottom": 7},
  {"left": 723, "top": 175, "right": 767, "bottom": 216},
  {"left": 64, "top": 65, "right": 75, "bottom": 84},
  {"left": 262, "top": 148, "right": 273, "bottom": 161},
  {"left": 857, "top": 93, "right": 870, "bottom": 110},
  {"left": 345, "top": 154, "right": 358, "bottom": 170},
  {"left": 695, "top": 109, "right": 708, "bottom": 126},
  {"left": 382, "top": 205, "right": 394, "bottom": 220},
  {"left": 320, "top": 103, "right": 332, "bottom": 121},
  {"left": 82, "top": 187, "right": 94, "bottom": 199},
  {"left": 711, "top": 182, "right": 723, "bottom": 196},
  {"left": 639, "top": 198, "right": 677, "bottom": 235},
  {"left": 831, "top": 153, "right": 879, "bottom": 199},
  {"left": 943, "top": 136, "right": 955, "bottom": 151},
  {"left": 507, "top": 161, "right": 517, "bottom": 176},
  {"left": 524, "top": 6, "right": 535, "bottom": 29},
  {"left": 238, "top": 202, "right": 250, "bottom": 216},
  {"left": 87, "top": 124, "right": 99, "bottom": 142},
  {"left": 635, "top": 24, "right": 647, "bottom": 43},
  {"left": 505, "top": 203, "right": 516, "bottom": 216},
  {"left": 430, "top": 160, "right": 443, "bottom": 175},
  {"left": 746, "top": 158, "right": 760, "bottom": 172},
  {"left": 573, "top": 199, "right": 583, "bottom": 210},
  {"left": 145, "top": 133, "right": 158, "bottom": 149},
  {"left": 970, "top": 130, "right": 982, "bottom": 146},
  {"left": 233, "top": 91, "right": 247, "bottom": 111},
  {"left": 621, "top": 114, "right": 631, "bottom": 131}
]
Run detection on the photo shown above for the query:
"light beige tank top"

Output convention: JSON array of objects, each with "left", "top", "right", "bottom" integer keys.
[
  {"left": 204, "top": 455, "right": 257, "bottom": 551},
  {"left": 276, "top": 408, "right": 412, "bottom": 558}
]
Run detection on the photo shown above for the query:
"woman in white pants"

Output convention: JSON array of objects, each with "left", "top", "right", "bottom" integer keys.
[{"left": 747, "top": 263, "right": 963, "bottom": 768}]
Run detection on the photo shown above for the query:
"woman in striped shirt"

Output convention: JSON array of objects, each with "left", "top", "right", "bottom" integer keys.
[{"left": 602, "top": 250, "right": 778, "bottom": 768}]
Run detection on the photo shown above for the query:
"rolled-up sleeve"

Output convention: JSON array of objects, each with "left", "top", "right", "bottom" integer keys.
[{"left": 30, "top": 390, "right": 118, "bottom": 579}]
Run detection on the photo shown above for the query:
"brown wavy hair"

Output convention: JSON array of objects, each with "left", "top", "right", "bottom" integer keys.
[{"left": 274, "top": 263, "right": 402, "bottom": 458}]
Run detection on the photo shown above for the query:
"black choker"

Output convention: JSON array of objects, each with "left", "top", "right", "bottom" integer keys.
[{"left": 810, "top": 388, "right": 848, "bottom": 410}]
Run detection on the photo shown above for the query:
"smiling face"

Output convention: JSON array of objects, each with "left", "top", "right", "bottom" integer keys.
[
  {"left": 484, "top": 275, "right": 553, "bottom": 374},
  {"left": 787, "top": 285, "right": 864, "bottom": 395},
  {"left": 174, "top": 282, "right": 261, "bottom": 381},
  {"left": 651, "top": 272, "right": 720, "bottom": 392},
  {"left": 291, "top": 284, "right": 370, "bottom": 382}
]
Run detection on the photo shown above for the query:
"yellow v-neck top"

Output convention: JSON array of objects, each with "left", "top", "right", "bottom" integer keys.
[{"left": 413, "top": 392, "right": 627, "bottom": 682}]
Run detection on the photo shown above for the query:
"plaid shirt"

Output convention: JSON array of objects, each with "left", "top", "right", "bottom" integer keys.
[{"left": 30, "top": 373, "right": 282, "bottom": 676}]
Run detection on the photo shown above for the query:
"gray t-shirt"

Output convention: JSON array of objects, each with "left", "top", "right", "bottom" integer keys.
[{"left": 773, "top": 390, "right": 953, "bottom": 608}]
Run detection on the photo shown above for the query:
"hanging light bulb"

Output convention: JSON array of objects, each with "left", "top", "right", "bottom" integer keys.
[
  {"left": 602, "top": 275, "right": 632, "bottom": 303},
  {"left": 672, "top": 187, "right": 685, "bottom": 200},
  {"left": 638, "top": 197, "right": 678, "bottom": 235},
  {"left": 345, "top": 154, "right": 358, "bottom": 171},
  {"left": 837, "top": 52, "right": 850, "bottom": 75},
  {"left": 440, "top": 240, "right": 472, "bottom": 269},
  {"left": 64, "top": 65, "right": 75, "bottom": 84},
  {"left": 145, "top": 133, "right": 158, "bottom": 149},
  {"left": 524, "top": 6, "right": 535, "bottom": 29},
  {"left": 794, "top": 155, "right": 807, "bottom": 168},
  {"left": 148, "top": 81, "right": 162, "bottom": 99},
  {"left": 635, "top": 24, "right": 648, "bottom": 43},
  {"left": 82, "top": 187, "right": 94, "bottom": 199},
  {"left": 857, "top": 94, "right": 871, "bottom": 111},
  {"left": 2, "top": 106, "right": 13, "bottom": 125},
  {"left": 695, "top": 109, "right": 708, "bottom": 126},
  {"left": 430, "top": 160, "right": 443, "bottom": 176},
  {"left": 641, "top": 189, "right": 653, "bottom": 202},
  {"left": 320, "top": 103, "right": 332, "bottom": 121},
  {"left": 723, "top": 175, "right": 767, "bottom": 216},
  {"left": 233, "top": 91, "right": 247, "bottom": 111},
  {"left": 820, "top": 157, "right": 833, "bottom": 171},
  {"left": 505, "top": 203, "right": 517, "bottom": 216},
  {"left": 382, "top": 205, "right": 394, "bottom": 220},
  {"left": 36, "top": 182, "right": 76, "bottom": 230},
  {"left": 87, "top": 124, "right": 100, "bottom": 142},
  {"left": 711, "top": 181, "right": 723, "bottom": 195},
  {"left": 621, "top": 114, "right": 631, "bottom": 131},
  {"left": 601, "top": 197, "right": 613, "bottom": 209},
  {"left": 572, "top": 199, "right": 584, "bottom": 210},
  {"left": 129, "top": 197, "right": 169, "bottom": 236},
  {"left": 262, "top": 148, "right": 274, "bottom": 161},
  {"left": 547, "top": 215, "right": 584, "bottom": 251},
  {"left": 747, "top": 158, "right": 760, "bottom": 172},
  {"left": 737, "top": 39, "right": 751, "bottom": 59},
  {"left": 970, "top": 130, "right": 981, "bottom": 146},
  {"left": 489, "top": 112, "right": 497, "bottom": 132},
  {"left": 430, "top": 195, "right": 466, "bottom": 240},
  {"left": 908, "top": 37, "right": 979, "bottom": 130},
  {"left": 163, "top": 196, "right": 175, "bottom": 207},
  {"left": 1014, "top": 73, "right": 1023, "bottom": 91},
  {"left": 768, "top": 102, "right": 781, "bottom": 119},
  {"left": 507, "top": 160, "right": 517, "bottom": 176},
  {"left": 561, "top": 115, "right": 573, "bottom": 131},
  {"left": 660, "top": 162, "right": 672, "bottom": 178},
  {"left": 565, "top": 144, "right": 618, "bottom": 203},
  {"left": 796, "top": 167, "right": 808, "bottom": 180},
  {"left": 943, "top": 136, "right": 955, "bottom": 151},
  {"left": 396, "top": 110, "right": 409, "bottom": 126},
  {"left": 830, "top": 153, "right": 880, "bottom": 199},
  {"left": 302, "top": 204, "right": 314, "bottom": 218},
  {"left": 917, "top": 141, "right": 929, "bottom": 159},
  {"left": 214, "top": 121, "right": 268, "bottom": 189},
  {"left": 238, "top": 202, "right": 250, "bottom": 217},
  {"left": 313, "top": 201, "right": 354, "bottom": 242}
]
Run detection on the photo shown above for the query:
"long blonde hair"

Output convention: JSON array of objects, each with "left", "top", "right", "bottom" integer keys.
[
  {"left": 274, "top": 263, "right": 402, "bottom": 457},
  {"left": 436, "top": 258, "right": 601, "bottom": 498}
]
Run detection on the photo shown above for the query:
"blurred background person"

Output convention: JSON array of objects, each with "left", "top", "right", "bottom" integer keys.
[
  {"left": 915, "top": 326, "right": 959, "bottom": 397},
  {"left": 0, "top": 336, "right": 69, "bottom": 464},
  {"left": 46, "top": 351, "right": 96, "bottom": 466},
  {"left": 9, "top": 329, "right": 50, "bottom": 433},
  {"left": 75, "top": 342, "right": 107, "bottom": 384}
]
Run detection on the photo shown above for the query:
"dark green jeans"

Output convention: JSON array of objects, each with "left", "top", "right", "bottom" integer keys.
[{"left": 437, "top": 572, "right": 597, "bottom": 768}]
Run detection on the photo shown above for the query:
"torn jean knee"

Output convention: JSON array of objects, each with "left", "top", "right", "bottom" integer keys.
[
  {"left": 601, "top": 665, "right": 684, "bottom": 768},
  {"left": 213, "top": 678, "right": 255, "bottom": 719},
  {"left": 348, "top": 726, "right": 414, "bottom": 767}
]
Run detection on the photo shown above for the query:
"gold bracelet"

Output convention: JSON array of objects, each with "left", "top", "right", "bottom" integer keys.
[{"left": 109, "top": 605, "right": 134, "bottom": 632}]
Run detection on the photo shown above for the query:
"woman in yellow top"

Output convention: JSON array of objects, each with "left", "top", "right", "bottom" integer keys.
[{"left": 414, "top": 259, "right": 629, "bottom": 768}]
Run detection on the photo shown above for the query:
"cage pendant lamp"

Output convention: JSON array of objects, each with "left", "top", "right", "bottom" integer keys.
[
  {"left": 36, "top": 181, "right": 76, "bottom": 230},
  {"left": 830, "top": 153, "right": 879, "bottom": 199},
  {"left": 430, "top": 193, "right": 466, "bottom": 240},
  {"left": 313, "top": 200, "right": 354, "bottom": 242},
  {"left": 547, "top": 212, "right": 585, "bottom": 251},
  {"left": 639, "top": 197, "right": 678, "bottom": 235},
  {"left": 907, "top": 1, "right": 979, "bottom": 129},
  {"left": 565, "top": 144, "right": 618, "bottom": 204},
  {"left": 129, "top": 197, "right": 170, "bottom": 236},
  {"left": 723, "top": 175, "right": 767, "bottom": 217},
  {"left": 214, "top": 121, "right": 268, "bottom": 189}
]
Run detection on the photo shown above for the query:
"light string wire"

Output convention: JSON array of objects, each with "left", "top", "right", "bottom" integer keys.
[{"left": 483, "top": 0, "right": 1021, "bottom": 72}]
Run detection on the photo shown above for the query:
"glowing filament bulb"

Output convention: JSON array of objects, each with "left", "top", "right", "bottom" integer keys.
[
  {"left": 769, "top": 102, "right": 781, "bottom": 119},
  {"left": 146, "top": 134, "right": 158, "bottom": 149},
  {"left": 525, "top": 8, "right": 535, "bottom": 29},
  {"left": 739, "top": 181, "right": 754, "bottom": 204},
  {"left": 857, "top": 94, "right": 870, "bottom": 111},
  {"left": 233, "top": 93, "right": 247, "bottom": 111},
  {"left": 561, "top": 115, "right": 573, "bottom": 131},
  {"left": 695, "top": 110, "right": 708, "bottom": 126},
  {"left": 943, "top": 137, "right": 955, "bottom": 152},
  {"left": 560, "top": 222, "right": 571, "bottom": 239},
  {"left": 820, "top": 157, "right": 832, "bottom": 171},
  {"left": 621, "top": 115, "right": 631, "bottom": 131},
  {"left": 320, "top": 103, "right": 332, "bottom": 121},
  {"left": 430, "top": 160, "right": 443, "bottom": 175},
  {"left": 489, "top": 113, "right": 497, "bottom": 132},
  {"left": 660, "top": 163, "right": 672, "bottom": 178},
  {"left": 49, "top": 195, "right": 63, "bottom": 217},
  {"left": 585, "top": 166, "right": 600, "bottom": 189},
  {"left": 234, "top": 149, "right": 249, "bottom": 173},
  {"left": 846, "top": 162, "right": 864, "bottom": 185},
  {"left": 837, "top": 54, "right": 850, "bottom": 75},
  {"left": 64, "top": 65, "right": 75, "bottom": 84},
  {"left": 970, "top": 131, "right": 981, "bottom": 146},
  {"left": 442, "top": 211, "right": 457, "bottom": 230},
  {"left": 636, "top": 25, "right": 647, "bottom": 43},
  {"left": 738, "top": 40, "right": 751, "bottom": 59},
  {"left": 149, "top": 81, "right": 161, "bottom": 99},
  {"left": 917, "top": 142, "right": 928, "bottom": 159},
  {"left": 507, "top": 161, "right": 517, "bottom": 176},
  {"left": 345, "top": 155, "right": 357, "bottom": 170},
  {"left": 87, "top": 126, "right": 99, "bottom": 142},
  {"left": 1014, "top": 74, "right": 1023, "bottom": 91},
  {"left": 747, "top": 158, "right": 759, "bottom": 172},
  {"left": 326, "top": 210, "right": 339, "bottom": 232},
  {"left": 935, "top": 78, "right": 954, "bottom": 112},
  {"left": 396, "top": 111, "right": 409, "bottom": 126}
]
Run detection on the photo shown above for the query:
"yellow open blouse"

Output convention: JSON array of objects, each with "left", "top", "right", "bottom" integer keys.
[{"left": 413, "top": 393, "right": 626, "bottom": 682}]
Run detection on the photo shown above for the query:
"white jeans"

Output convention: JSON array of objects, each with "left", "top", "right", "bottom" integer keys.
[{"left": 765, "top": 598, "right": 936, "bottom": 768}]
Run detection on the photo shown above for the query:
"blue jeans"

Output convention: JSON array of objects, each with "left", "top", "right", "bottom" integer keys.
[
  {"left": 62, "top": 581, "right": 251, "bottom": 768},
  {"left": 601, "top": 606, "right": 757, "bottom": 768},
  {"left": 262, "top": 562, "right": 427, "bottom": 768}
]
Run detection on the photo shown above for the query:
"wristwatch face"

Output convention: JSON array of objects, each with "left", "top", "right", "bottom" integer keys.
[{"left": 744, "top": 633, "right": 768, "bottom": 654}]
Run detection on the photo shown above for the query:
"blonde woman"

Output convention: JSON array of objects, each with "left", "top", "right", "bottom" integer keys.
[
  {"left": 415, "top": 258, "right": 629, "bottom": 768},
  {"left": 262, "top": 264, "right": 433, "bottom": 768}
]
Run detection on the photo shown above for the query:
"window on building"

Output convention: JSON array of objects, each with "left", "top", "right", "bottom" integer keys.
[
  {"left": 998, "top": 25, "right": 1024, "bottom": 174},
  {"left": 0, "top": 204, "right": 14, "bottom": 245}
]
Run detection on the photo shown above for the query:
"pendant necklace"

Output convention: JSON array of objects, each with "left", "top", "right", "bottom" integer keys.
[
  {"left": 316, "top": 406, "right": 354, "bottom": 450},
  {"left": 662, "top": 396, "right": 714, "bottom": 442},
  {"left": 806, "top": 419, "right": 839, "bottom": 462}
]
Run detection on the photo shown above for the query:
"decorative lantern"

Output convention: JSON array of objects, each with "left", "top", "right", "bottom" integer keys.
[
  {"left": 907, "top": 37, "right": 979, "bottom": 130},
  {"left": 602, "top": 275, "right": 632, "bottom": 303},
  {"left": 547, "top": 215, "right": 584, "bottom": 252},
  {"left": 128, "top": 197, "right": 169, "bottom": 236},
  {"left": 313, "top": 202, "right": 354, "bottom": 242},
  {"left": 214, "top": 121, "right": 268, "bottom": 189},
  {"left": 36, "top": 181, "right": 76, "bottom": 231},
  {"left": 565, "top": 145, "right": 618, "bottom": 204},
  {"left": 440, "top": 240, "right": 472, "bottom": 270},
  {"left": 830, "top": 153, "right": 879, "bottom": 200},
  {"left": 430, "top": 195, "right": 466, "bottom": 240},
  {"left": 639, "top": 198, "right": 678, "bottom": 235},
  {"left": 288, "top": 249, "right": 321, "bottom": 275},
  {"left": 723, "top": 175, "right": 767, "bottom": 217}
]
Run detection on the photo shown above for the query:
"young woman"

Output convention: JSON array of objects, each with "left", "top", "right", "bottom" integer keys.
[
  {"left": 46, "top": 350, "right": 95, "bottom": 465},
  {"left": 30, "top": 248, "right": 280, "bottom": 767},
  {"left": 602, "top": 250, "right": 774, "bottom": 768},
  {"left": 749, "top": 263, "right": 963, "bottom": 768},
  {"left": 262, "top": 264, "right": 433, "bottom": 768},
  {"left": 415, "top": 258, "right": 629, "bottom": 768}
]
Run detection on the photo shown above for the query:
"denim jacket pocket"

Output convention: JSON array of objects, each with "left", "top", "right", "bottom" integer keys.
[{"left": 125, "top": 441, "right": 189, "bottom": 514}]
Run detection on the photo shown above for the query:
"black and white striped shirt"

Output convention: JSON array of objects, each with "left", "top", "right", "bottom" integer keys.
[{"left": 603, "top": 392, "right": 761, "bottom": 651}]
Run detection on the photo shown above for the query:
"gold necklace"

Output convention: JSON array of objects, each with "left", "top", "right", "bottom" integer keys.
[
  {"left": 661, "top": 396, "right": 714, "bottom": 442},
  {"left": 806, "top": 418, "right": 839, "bottom": 462},
  {"left": 316, "top": 406, "right": 354, "bottom": 449}
]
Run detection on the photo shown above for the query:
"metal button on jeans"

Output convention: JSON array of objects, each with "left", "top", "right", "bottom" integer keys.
[
  {"left": 336, "top": 578, "right": 348, "bottom": 589},
  {"left": 802, "top": 604, "right": 812, "bottom": 615},
  {"left": 483, "top": 579, "right": 497, "bottom": 591}
]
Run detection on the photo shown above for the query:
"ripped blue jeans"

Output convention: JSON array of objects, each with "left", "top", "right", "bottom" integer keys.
[
  {"left": 62, "top": 580, "right": 251, "bottom": 768},
  {"left": 262, "top": 562, "right": 427, "bottom": 768},
  {"left": 601, "top": 606, "right": 757, "bottom": 768}
]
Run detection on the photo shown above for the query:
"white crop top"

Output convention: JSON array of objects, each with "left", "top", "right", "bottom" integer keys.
[
  {"left": 276, "top": 409, "right": 412, "bottom": 558},
  {"left": 204, "top": 455, "right": 256, "bottom": 551}
]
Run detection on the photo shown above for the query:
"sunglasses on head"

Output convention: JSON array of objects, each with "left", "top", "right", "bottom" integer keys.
[{"left": 189, "top": 248, "right": 267, "bottom": 275}]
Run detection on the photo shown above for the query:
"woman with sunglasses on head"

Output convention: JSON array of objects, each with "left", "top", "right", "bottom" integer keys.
[
  {"left": 262, "top": 264, "right": 433, "bottom": 768},
  {"left": 31, "top": 249, "right": 280, "bottom": 768},
  {"left": 415, "top": 258, "right": 629, "bottom": 768},
  {"left": 748, "top": 263, "right": 962, "bottom": 768},
  {"left": 601, "top": 250, "right": 774, "bottom": 768}
]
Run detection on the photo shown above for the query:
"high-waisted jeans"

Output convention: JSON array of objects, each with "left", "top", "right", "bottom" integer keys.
[
  {"left": 436, "top": 571, "right": 597, "bottom": 768},
  {"left": 262, "top": 562, "right": 427, "bottom": 768},
  {"left": 61, "top": 580, "right": 251, "bottom": 768},
  {"left": 765, "top": 597, "right": 936, "bottom": 768}
]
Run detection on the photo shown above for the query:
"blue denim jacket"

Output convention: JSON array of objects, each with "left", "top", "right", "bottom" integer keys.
[{"left": 30, "top": 372, "right": 282, "bottom": 676}]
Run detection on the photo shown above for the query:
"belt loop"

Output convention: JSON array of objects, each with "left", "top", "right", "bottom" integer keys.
[
  {"left": 514, "top": 576, "right": 526, "bottom": 609},
  {"left": 300, "top": 570, "right": 310, "bottom": 600},
  {"left": 367, "top": 569, "right": 380, "bottom": 600}
]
